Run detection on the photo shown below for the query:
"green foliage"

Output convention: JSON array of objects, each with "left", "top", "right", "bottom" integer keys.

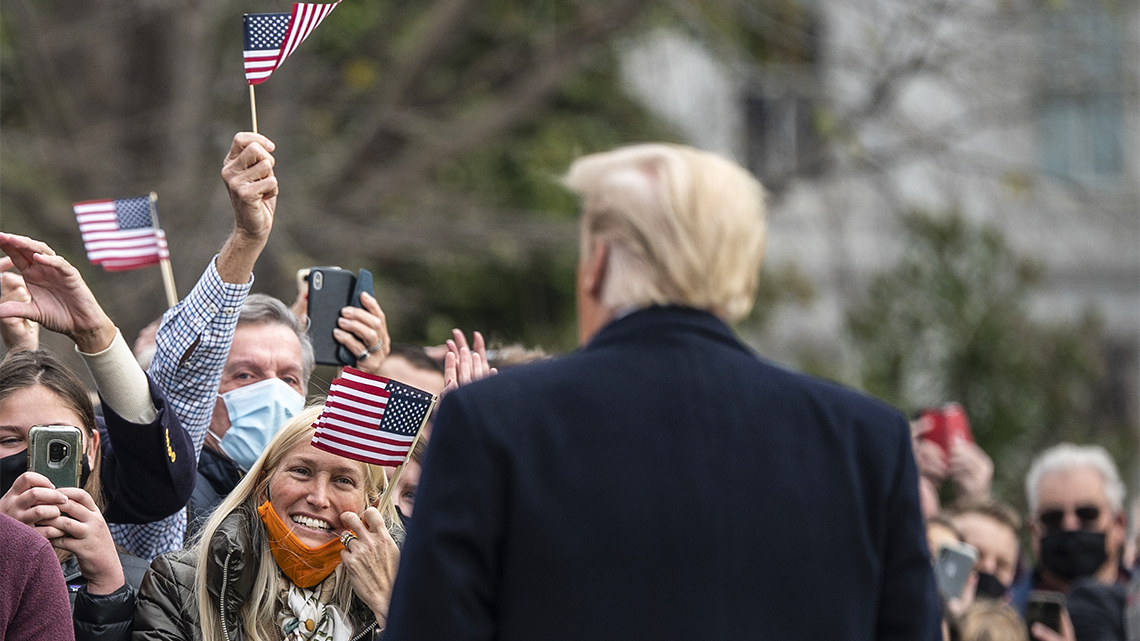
[
  {"left": 847, "top": 211, "right": 1133, "bottom": 506},
  {"left": 376, "top": 249, "right": 579, "bottom": 353}
]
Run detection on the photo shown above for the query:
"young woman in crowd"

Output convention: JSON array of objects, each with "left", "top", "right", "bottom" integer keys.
[
  {"left": 133, "top": 405, "right": 402, "bottom": 641},
  {"left": 0, "top": 350, "right": 149, "bottom": 641},
  {"left": 0, "top": 234, "right": 197, "bottom": 640}
]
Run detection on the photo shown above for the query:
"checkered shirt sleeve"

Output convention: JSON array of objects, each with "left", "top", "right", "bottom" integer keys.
[{"left": 107, "top": 257, "right": 252, "bottom": 560}]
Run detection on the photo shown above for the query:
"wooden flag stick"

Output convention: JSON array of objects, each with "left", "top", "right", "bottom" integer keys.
[
  {"left": 148, "top": 192, "right": 178, "bottom": 308},
  {"left": 374, "top": 395, "right": 437, "bottom": 512},
  {"left": 249, "top": 84, "right": 259, "bottom": 134}
]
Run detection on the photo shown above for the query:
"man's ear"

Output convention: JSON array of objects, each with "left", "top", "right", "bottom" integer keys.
[{"left": 583, "top": 238, "right": 609, "bottom": 300}]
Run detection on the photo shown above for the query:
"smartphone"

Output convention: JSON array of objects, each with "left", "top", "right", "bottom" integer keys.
[
  {"left": 28, "top": 425, "right": 83, "bottom": 489},
  {"left": 306, "top": 267, "right": 375, "bottom": 366},
  {"left": 1026, "top": 590, "right": 1065, "bottom": 634},
  {"left": 934, "top": 541, "right": 977, "bottom": 601},
  {"left": 918, "top": 402, "right": 974, "bottom": 461}
]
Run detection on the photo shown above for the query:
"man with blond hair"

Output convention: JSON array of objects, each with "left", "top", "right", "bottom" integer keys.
[{"left": 386, "top": 144, "right": 939, "bottom": 640}]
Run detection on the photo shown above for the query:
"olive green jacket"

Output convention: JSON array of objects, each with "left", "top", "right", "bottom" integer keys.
[{"left": 131, "top": 504, "right": 380, "bottom": 641}]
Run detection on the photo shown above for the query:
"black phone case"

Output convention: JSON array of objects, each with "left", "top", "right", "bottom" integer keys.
[
  {"left": 307, "top": 267, "right": 356, "bottom": 366},
  {"left": 335, "top": 269, "right": 374, "bottom": 365}
]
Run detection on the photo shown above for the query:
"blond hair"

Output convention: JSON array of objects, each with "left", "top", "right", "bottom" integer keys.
[
  {"left": 957, "top": 600, "right": 1028, "bottom": 641},
  {"left": 563, "top": 144, "right": 768, "bottom": 322},
  {"left": 193, "top": 404, "right": 396, "bottom": 641}
]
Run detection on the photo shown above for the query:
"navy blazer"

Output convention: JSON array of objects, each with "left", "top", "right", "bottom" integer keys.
[
  {"left": 98, "top": 374, "right": 196, "bottom": 524},
  {"left": 386, "top": 306, "right": 940, "bottom": 641}
]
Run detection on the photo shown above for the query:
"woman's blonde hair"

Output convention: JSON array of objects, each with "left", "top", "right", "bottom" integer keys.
[
  {"left": 563, "top": 143, "right": 768, "bottom": 323},
  {"left": 193, "top": 403, "right": 396, "bottom": 641},
  {"left": 957, "top": 600, "right": 1028, "bottom": 641}
]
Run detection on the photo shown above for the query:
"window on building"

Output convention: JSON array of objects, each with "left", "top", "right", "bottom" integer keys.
[{"left": 1038, "top": 0, "right": 1125, "bottom": 185}]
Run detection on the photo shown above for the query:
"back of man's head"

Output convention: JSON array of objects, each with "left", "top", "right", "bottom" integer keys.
[
  {"left": 239, "top": 293, "right": 315, "bottom": 388},
  {"left": 1025, "top": 442, "right": 1125, "bottom": 514},
  {"left": 563, "top": 144, "right": 767, "bottom": 322}
]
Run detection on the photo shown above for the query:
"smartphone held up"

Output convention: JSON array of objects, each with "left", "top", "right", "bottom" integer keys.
[
  {"left": 306, "top": 266, "right": 375, "bottom": 366},
  {"left": 28, "top": 424, "right": 83, "bottom": 489},
  {"left": 918, "top": 402, "right": 974, "bottom": 463}
]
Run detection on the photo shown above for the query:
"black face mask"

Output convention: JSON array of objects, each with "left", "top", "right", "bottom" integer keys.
[
  {"left": 0, "top": 447, "right": 92, "bottom": 497},
  {"left": 974, "top": 572, "right": 1009, "bottom": 600},
  {"left": 395, "top": 504, "right": 412, "bottom": 530},
  {"left": 0, "top": 449, "right": 28, "bottom": 497},
  {"left": 1039, "top": 530, "right": 1108, "bottom": 581}
]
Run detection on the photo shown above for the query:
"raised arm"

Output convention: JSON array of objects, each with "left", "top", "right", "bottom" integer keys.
[
  {"left": 132, "top": 132, "right": 279, "bottom": 559},
  {"left": 217, "top": 132, "right": 277, "bottom": 285},
  {"left": 0, "top": 234, "right": 195, "bottom": 530}
]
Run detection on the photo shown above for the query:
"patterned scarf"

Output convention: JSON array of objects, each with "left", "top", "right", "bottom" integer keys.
[{"left": 277, "top": 582, "right": 351, "bottom": 641}]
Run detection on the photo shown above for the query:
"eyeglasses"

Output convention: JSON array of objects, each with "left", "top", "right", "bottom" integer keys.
[{"left": 1037, "top": 505, "right": 1101, "bottom": 531}]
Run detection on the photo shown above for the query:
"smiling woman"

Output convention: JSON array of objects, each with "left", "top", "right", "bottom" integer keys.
[{"left": 133, "top": 404, "right": 403, "bottom": 641}]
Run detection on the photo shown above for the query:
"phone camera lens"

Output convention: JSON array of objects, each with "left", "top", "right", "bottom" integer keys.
[{"left": 49, "top": 441, "right": 69, "bottom": 463}]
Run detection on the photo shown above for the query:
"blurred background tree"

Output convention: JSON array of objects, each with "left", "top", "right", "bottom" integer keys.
[
  {"left": 0, "top": 0, "right": 812, "bottom": 357},
  {"left": 846, "top": 211, "right": 1136, "bottom": 505}
]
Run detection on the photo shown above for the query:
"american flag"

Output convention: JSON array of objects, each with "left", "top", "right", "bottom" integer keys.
[
  {"left": 73, "top": 197, "right": 170, "bottom": 272},
  {"left": 243, "top": 2, "right": 340, "bottom": 85},
  {"left": 312, "top": 367, "right": 435, "bottom": 467}
]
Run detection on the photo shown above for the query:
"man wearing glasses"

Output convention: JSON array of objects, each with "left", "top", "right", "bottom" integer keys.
[{"left": 1013, "top": 443, "right": 1130, "bottom": 636}]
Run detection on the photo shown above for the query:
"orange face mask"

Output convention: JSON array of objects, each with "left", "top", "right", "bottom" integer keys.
[{"left": 257, "top": 500, "right": 346, "bottom": 588}]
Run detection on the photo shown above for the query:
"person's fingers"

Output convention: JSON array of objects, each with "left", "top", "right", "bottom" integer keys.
[
  {"left": 1030, "top": 622, "right": 1064, "bottom": 641},
  {"left": 38, "top": 514, "right": 80, "bottom": 539},
  {"left": 333, "top": 328, "right": 368, "bottom": 360},
  {"left": 57, "top": 488, "right": 99, "bottom": 514},
  {"left": 9, "top": 472, "right": 57, "bottom": 495},
  {"left": 472, "top": 351, "right": 487, "bottom": 379},
  {"left": 223, "top": 133, "right": 276, "bottom": 165},
  {"left": 0, "top": 233, "right": 57, "bottom": 260},
  {"left": 35, "top": 523, "right": 69, "bottom": 539},
  {"left": 360, "top": 506, "right": 385, "bottom": 533},
  {"left": 444, "top": 351, "right": 458, "bottom": 389},
  {"left": 473, "top": 330, "right": 486, "bottom": 357},
  {"left": 451, "top": 328, "right": 470, "bottom": 352},
  {"left": 340, "top": 509, "right": 364, "bottom": 536},
  {"left": 0, "top": 300, "right": 39, "bottom": 322},
  {"left": 0, "top": 255, "right": 13, "bottom": 271},
  {"left": 458, "top": 345, "right": 473, "bottom": 384},
  {"left": 22, "top": 504, "right": 65, "bottom": 525}
]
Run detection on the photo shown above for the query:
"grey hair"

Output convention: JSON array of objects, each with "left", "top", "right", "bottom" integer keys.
[
  {"left": 1025, "top": 442, "right": 1125, "bottom": 514},
  {"left": 238, "top": 293, "right": 315, "bottom": 388}
]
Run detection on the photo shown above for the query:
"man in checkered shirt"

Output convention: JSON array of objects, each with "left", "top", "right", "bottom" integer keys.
[{"left": 111, "top": 132, "right": 390, "bottom": 559}]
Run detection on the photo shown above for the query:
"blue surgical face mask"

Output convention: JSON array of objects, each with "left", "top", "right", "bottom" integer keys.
[{"left": 210, "top": 378, "right": 305, "bottom": 470}]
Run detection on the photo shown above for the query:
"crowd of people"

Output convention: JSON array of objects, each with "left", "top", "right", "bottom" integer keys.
[
  {"left": 0, "top": 131, "right": 1135, "bottom": 641},
  {"left": 915, "top": 421, "right": 1138, "bottom": 641}
]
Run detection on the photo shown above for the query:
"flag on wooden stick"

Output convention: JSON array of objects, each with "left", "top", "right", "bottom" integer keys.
[
  {"left": 243, "top": 2, "right": 341, "bottom": 85},
  {"left": 73, "top": 196, "right": 169, "bottom": 272},
  {"left": 312, "top": 367, "right": 436, "bottom": 467}
]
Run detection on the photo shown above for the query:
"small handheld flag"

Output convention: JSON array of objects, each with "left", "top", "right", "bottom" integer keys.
[
  {"left": 312, "top": 367, "right": 436, "bottom": 467},
  {"left": 243, "top": 2, "right": 341, "bottom": 86},
  {"left": 73, "top": 196, "right": 169, "bottom": 272}
]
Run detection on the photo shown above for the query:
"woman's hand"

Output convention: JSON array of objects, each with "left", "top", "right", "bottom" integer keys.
[
  {"left": 0, "top": 256, "right": 39, "bottom": 352},
  {"left": 38, "top": 487, "right": 126, "bottom": 595},
  {"left": 443, "top": 329, "right": 497, "bottom": 394},
  {"left": 0, "top": 472, "right": 67, "bottom": 531},
  {"left": 0, "top": 233, "right": 116, "bottom": 353},
  {"left": 947, "top": 438, "right": 993, "bottom": 499},
  {"left": 336, "top": 292, "right": 390, "bottom": 376},
  {"left": 339, "top": 507, "right": 400, "bottom": 626}
]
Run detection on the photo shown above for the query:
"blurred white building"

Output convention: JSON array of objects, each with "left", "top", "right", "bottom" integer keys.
[{"left": 620, "top": 0, "right": 1139, "bottom": 420}]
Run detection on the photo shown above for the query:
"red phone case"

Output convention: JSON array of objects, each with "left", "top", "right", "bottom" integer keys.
[{"left": 919, "top": 402, "right": 974, "bottom": 459}]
